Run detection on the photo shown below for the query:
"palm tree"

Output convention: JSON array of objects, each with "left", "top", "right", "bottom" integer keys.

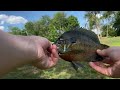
[
  {"left": 102, "top": 11, "right": 115, "bottom": 37},
  {"left": 84, "top": 11, "right": 102, "bottom": 39}
]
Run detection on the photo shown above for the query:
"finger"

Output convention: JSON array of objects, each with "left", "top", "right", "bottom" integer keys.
[
  {"left": 89, "top": 62, "right": 112, "bottom": 76},
  {"left": 102, "top": 58, "right": 114, "bottom": 65},
  {"left": 47, "top": 48, "right": 59, "bottom": 67},
  {"left": 97, "top": 49, "right": 109, "bottom": 57},
  {"left": 47, "top": 45, "right": 52, "bottom": 53},
  {"left": 45, "top": 46, "right": 59, "bottom": 68},
  {"left": 96, "top": 49, "right": 114, "bottom": 65},
  {"left": 47, "top": 44, "right": 57, "bottom": 53},
  {"left": 52, "top": 44, "right": 57, "bottom": 50},
  {"left": 92, "top": 62, "right": 108, "bottom": 68},
  {"left": 52, "top": 44, "right": 59, "bottom": 50},
  {"left": 51, "top": 48, "right": 59, "bottom": 63}
]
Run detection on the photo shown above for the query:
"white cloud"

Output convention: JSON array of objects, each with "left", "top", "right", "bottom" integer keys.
[
  {"left": 96, "top": 14, "right": 102, "bottom": 19},
  {"left": 0, "top": 14, "right": 8, "bottom": 20},
  {"left": 6, "top": 15, "right": 28, "bottom": 24},
  {"left": 0, "top": 26, "right": 4, "bottom": 30},
  {"left": 0, "top": 14, "right": 28, "bottom": 24}
]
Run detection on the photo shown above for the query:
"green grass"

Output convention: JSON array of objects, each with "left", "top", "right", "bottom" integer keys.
[
  {"left": 100, "top": 37, "right": 120, "bottom": 46},
  {"left": 2, "top": 37, "right": 120, "bottom": 79}
]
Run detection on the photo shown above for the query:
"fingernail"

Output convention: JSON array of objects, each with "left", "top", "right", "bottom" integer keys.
[
  {"left": 97, "top": 49, "right": 101, "bottom": 52},
  {"left": 89, "top": 62, "right": 93, "bottom": 65}
]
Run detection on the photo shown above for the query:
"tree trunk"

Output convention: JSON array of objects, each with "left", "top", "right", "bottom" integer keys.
[
  {"left": 99, "top": 25, "right": 102, "bottom": 38},
  {"left": 96, "top": 23, "right": 101, "bottom": 40},
  {"left": 107, "top": 25, "right": 109, "bottom": 37}
]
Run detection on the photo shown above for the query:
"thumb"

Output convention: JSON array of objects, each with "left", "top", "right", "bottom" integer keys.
[
  {"left": 89, "top": 62, "right": 112, "bottom": 77},
  {"left": 97, "top": 49, "right": 109, "bottom": 57}
]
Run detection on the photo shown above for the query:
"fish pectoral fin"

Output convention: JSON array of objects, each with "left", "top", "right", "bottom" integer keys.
[
  {"left": 71, "top": 62, "right": 79, "bottom": 71},
  {"left": 71, "top": 61, "right": 84, "bottom": 71}
]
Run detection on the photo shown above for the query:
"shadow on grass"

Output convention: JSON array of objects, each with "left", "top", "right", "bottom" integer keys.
[
  {"left": 2, "top": 60, "right": 110, "bottom": 79},
  {"left": 1, "top": 65, "right": 45, "bottom": 79},
  {"left": 52, "top": 61, "right": 109, "bottom": 79}
]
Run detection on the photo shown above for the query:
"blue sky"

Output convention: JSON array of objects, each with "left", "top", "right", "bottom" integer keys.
[{"left": 0, "top": 11, "right": 86, "bottom": 32}]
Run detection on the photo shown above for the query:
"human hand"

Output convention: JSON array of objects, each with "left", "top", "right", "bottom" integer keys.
[
  {"left": 16, "top": 36, "right": 59, "bottom": 70},
  {"left": 29, "top": 36, "right": 59, "bottom": 69},
  {"left": 0, "top": 30, "right": 59, "bottom": 76},
  {"left": 89, "top": 47, "right": 120, "bottom": 78}
]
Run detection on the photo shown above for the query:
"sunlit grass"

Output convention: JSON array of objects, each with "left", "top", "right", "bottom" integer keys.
[{"left": 100, "top": 37, "right": 120, "bottom": 46}]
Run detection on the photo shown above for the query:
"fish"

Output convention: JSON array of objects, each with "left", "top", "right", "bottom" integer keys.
[{"left": 55, "top": 27, "right": 109, "bottom": 71}]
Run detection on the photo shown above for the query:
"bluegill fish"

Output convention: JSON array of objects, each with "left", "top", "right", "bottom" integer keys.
[{"left": 55, "top": 27, "right": 109, "bottom": 71}]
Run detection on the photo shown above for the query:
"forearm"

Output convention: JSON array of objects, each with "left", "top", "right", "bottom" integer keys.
[{"left": 0, "top": 30, "right": 36, "bottom": 77}]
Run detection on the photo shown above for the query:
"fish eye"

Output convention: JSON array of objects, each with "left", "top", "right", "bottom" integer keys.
[
  {"left": 57, "top": 41, "right": 61, "bottom": 44},
  {"left": 61, "top": 40, "right": 64, "bottom": 44},
  {"left": 62, "top": 40, "right": 65, "bottom": 44},
  {"left": 70, "top": 37, "right": 76, "bottom": 43},
  {"left": 57, "top": 40, "right": 62, "bottom": 44}
]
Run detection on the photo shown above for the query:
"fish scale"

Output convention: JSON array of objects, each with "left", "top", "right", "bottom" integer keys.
[{"left": 55, "top": 27, "right": 109, "bottom": 71}]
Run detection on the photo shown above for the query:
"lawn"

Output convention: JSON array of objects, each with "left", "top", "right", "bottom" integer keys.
[
  {"left": 2, "top": 37, "right": 120, "bottom": 79},
  {"left": 100, "top": 37, "right": 120, "bottom": 46}
]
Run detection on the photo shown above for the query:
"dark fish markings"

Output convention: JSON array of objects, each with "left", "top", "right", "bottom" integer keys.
[{"left": 55, "top": 27, "right": 109, "bottom": 71}]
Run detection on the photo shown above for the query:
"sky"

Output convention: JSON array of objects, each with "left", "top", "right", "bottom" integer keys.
[{"left": 0, "top": 11, "right": 87, "bottom": 32}]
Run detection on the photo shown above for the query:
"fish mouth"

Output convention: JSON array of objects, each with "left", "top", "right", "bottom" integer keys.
[
  {"left": 55, "top": 39, "right": 72, "bottom": 55},
  {"left": 58, "top": 51, "right": 66, "bottom": 55},
  {"left": 56, "top": 44, "right": 72, "bottom": 55}
]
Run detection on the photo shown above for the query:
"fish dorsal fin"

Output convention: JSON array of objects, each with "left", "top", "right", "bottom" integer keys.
[
  {"left": 60, "top": 27, "right": 100, "bottom": 44},
  {"left": 78, "top": 28, "right": 100, "bottom": 44}
]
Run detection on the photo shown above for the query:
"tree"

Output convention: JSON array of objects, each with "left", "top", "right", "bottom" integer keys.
[
  {"left": 48, "top": 23, "right": 58, "bottom": 41},
  {"left": 102, "top": 11, "right": 115, "bottom": 37},
  {"left": 102, "top": 25, "right": 117, "bottom": 37},
  {"left": 52, "top": 12, "right": 68, "bottom": 31},
  {"left": 38, "top": 15, "right": 51, "bottom": 37},
  {"left": 9, "top": 12, "right": 80, "bottom": 42},
  {"left": 25, "top": 21, "right": 34, "bottom": 35},
  {"left": 9, "top": 26, "right": 29, "bottom": 36},
  {"left": 84, "top": 11, "right": 96, "bottom": 30},
  {"left": 113, "top": 11, "right": 120, "bottom": 36},
  {"left": 9, "top": 27, "right": 22, "bottom": 35},
  {"left": 67, "top": 15, "right": 80, "bottom": 30},
  {"left": 84, "top": 11, "right": 102, "bottom": 39},
  {"left": 24, "top": 15, "right": 51, "bottom": 36}
]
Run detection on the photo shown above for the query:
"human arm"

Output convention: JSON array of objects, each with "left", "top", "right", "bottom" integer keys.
[{"left": 0, "top": 30, "right": 58, "bottom": 77}]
